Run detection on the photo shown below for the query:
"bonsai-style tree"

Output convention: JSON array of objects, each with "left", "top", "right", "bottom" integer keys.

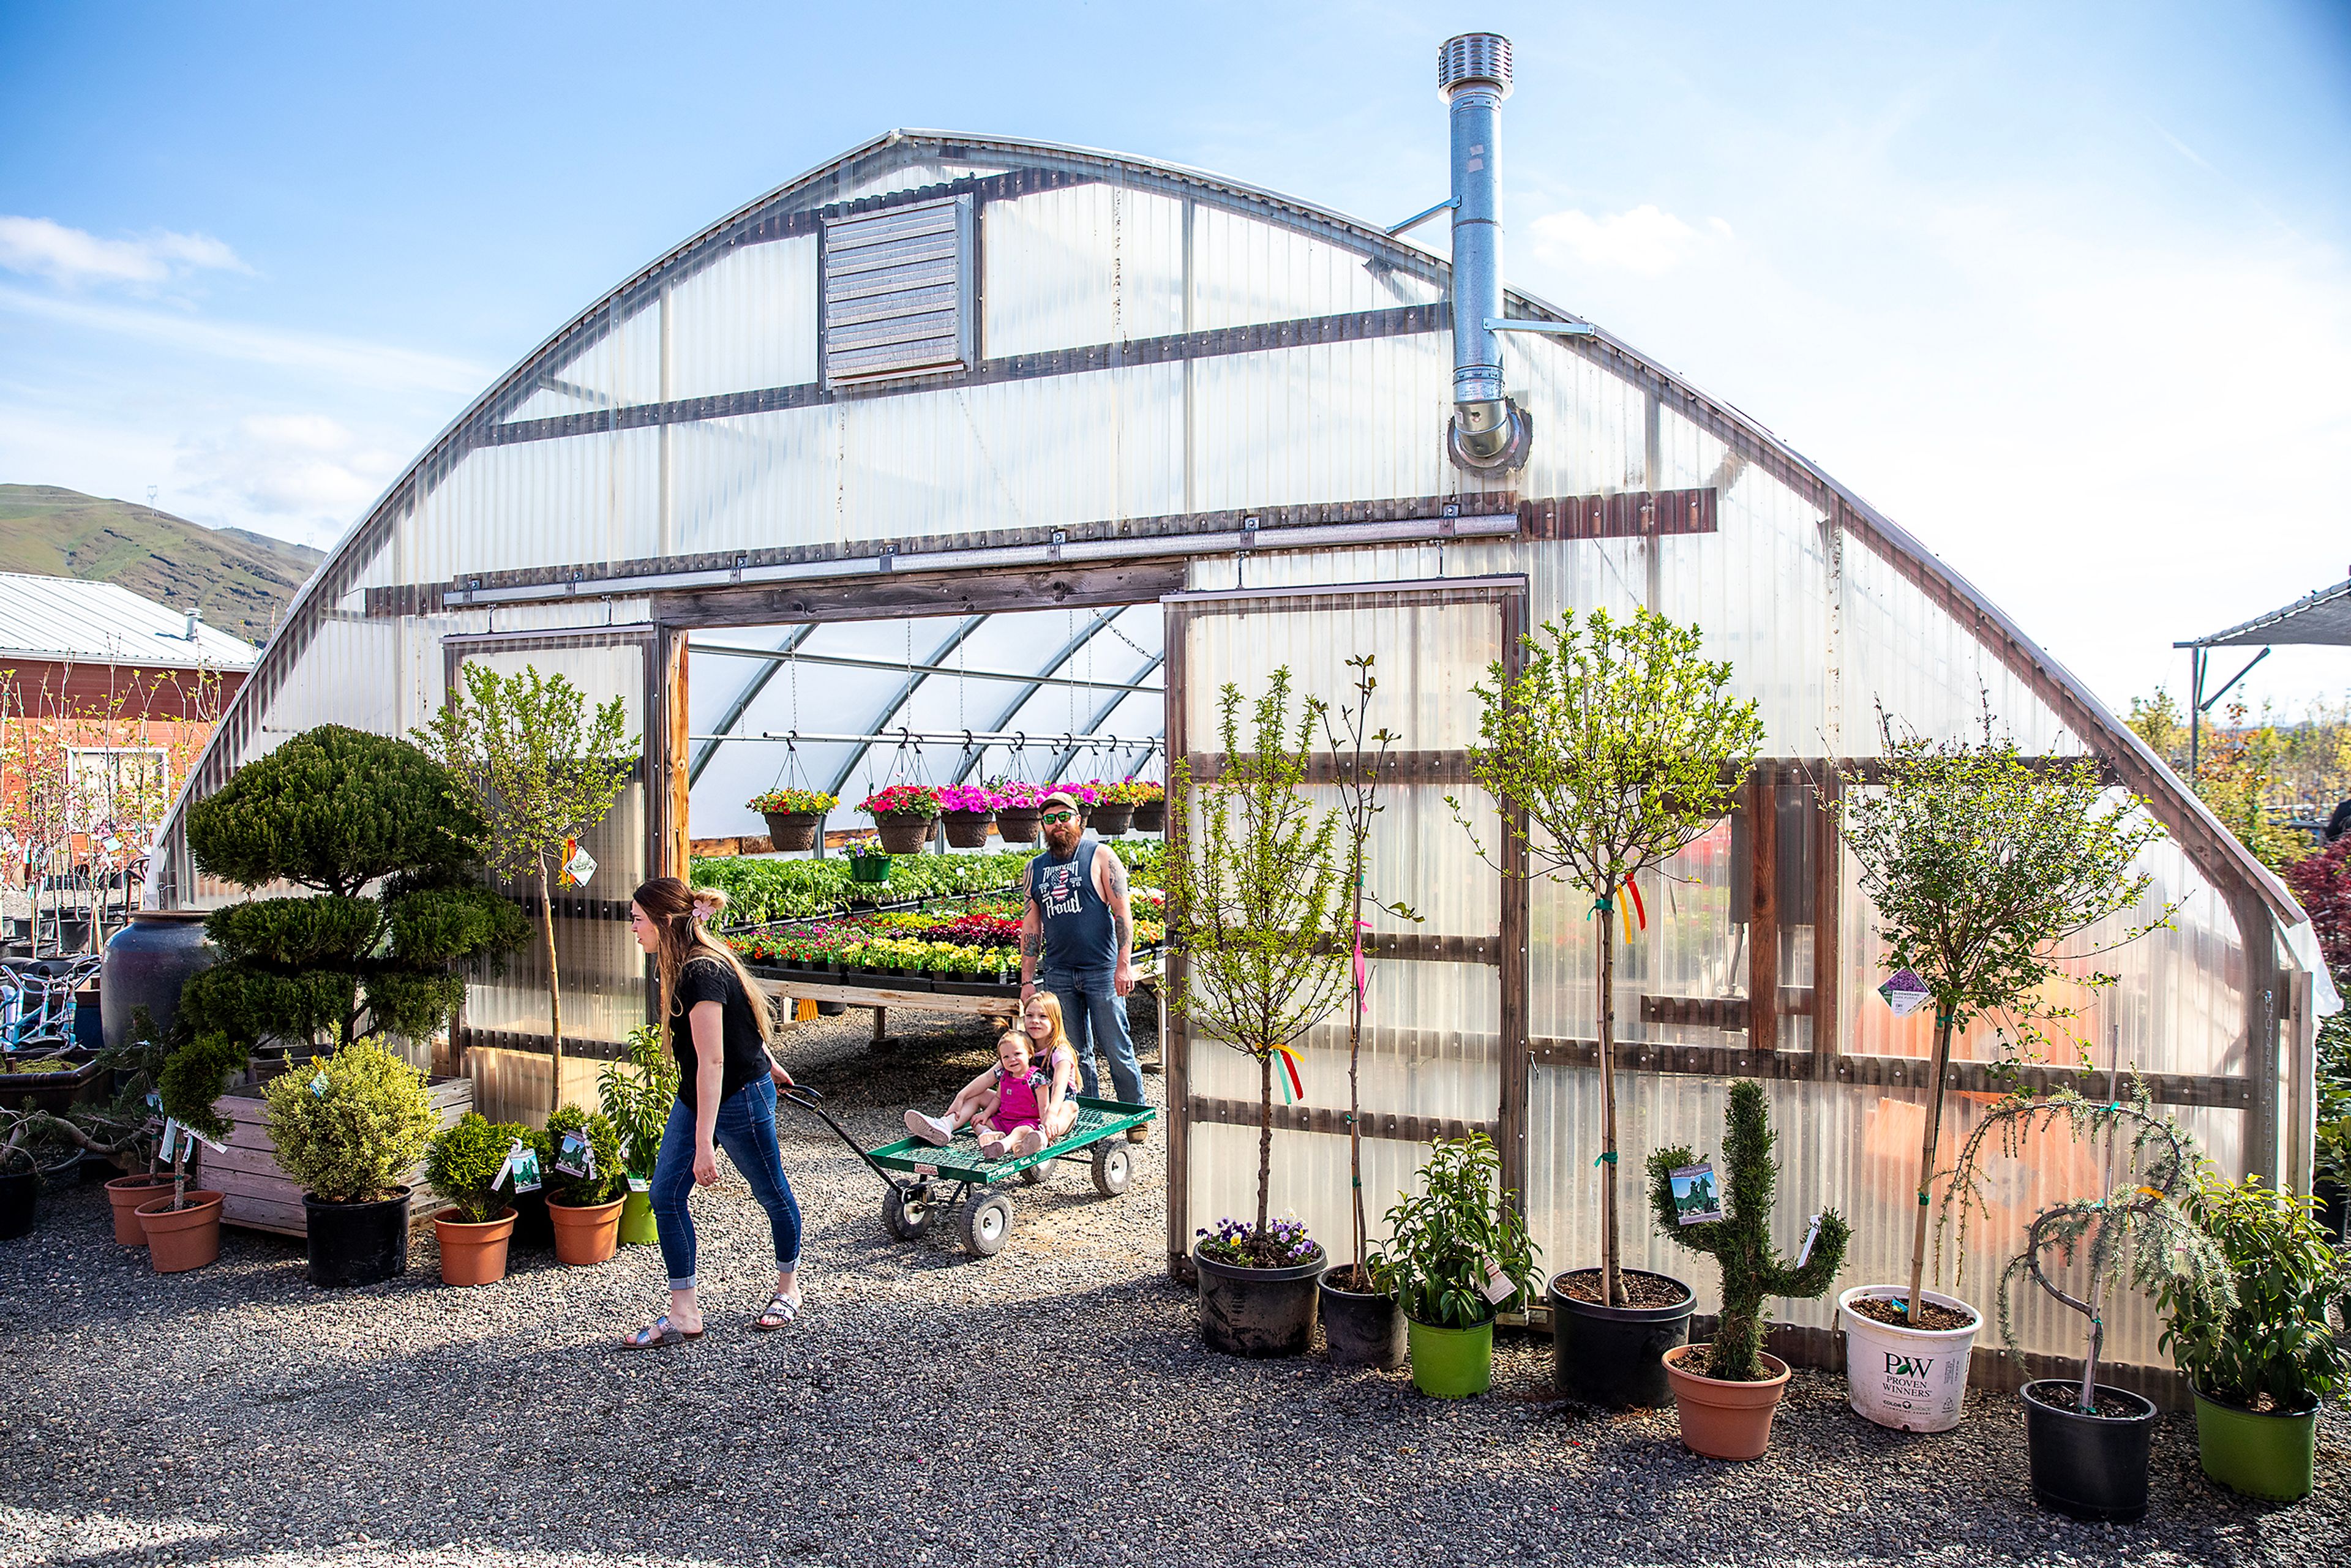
[
  {"left": 261, "top": 1040, "right": 440, "bottom": 1205},
  {"left": 180, "top": 724, "right": 528, "bottom": 1054},
  {"left": 1839, "top": 707, "right": 2169, "bottom": 1327},
  {"left": 1321, "top": 654, "right": 1419, "bottom": 1288},
  {"left": 1163, "top": 669, "right": 1349, "bottom": 1253},
  {"left": 416, "top": 664, "right": 636, "bottom": 1119},
  {"left": 1648, "top": 1080, "right": 1851, "bottom": 1381},
  {"left": 1455, "top": 607, "right": 1761, "bottom": 1307},
  {"left": 1944, "top": 1083, "right": 2229, "bottom": 1409}
]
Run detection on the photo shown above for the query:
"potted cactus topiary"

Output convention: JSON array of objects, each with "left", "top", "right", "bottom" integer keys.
[
  {"left": 262, "top": 1039, "right": 440, "bottom": 1287},
  {"left": 1370, "top": 1133, "right": 1540, "bottom": 1398},
  {"left": 423, "top": 1112, "right": 533, "bottom": 1286},
  {"left": 599, "top": 1026, "right": 677, "bottom": 1247},
  {"left": 749, "top": 787, "right": 836, "bottom": 853},
  {"left": 2159, "top": 1174, "right": 2349, "bottom": 1502},
  {"left": 1647, "top": 1081, "right": 1851, "bottom": 1460},
  {"left": 542, "top": 1104, "right": 624, "bottom": 1266}
]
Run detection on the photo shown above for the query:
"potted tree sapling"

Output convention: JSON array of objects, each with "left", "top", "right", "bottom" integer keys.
[
  {"left": 2159, "top": 1174, "right": 2349, "bottom": 1502},
  {"left": 1647, "top": 1081, "right": 1850, "bottom": 1459},
  {"left": 1370, "top": 1133, "right": 1539, "bottom": 1397},
  {"left": 1833, "top": 710, "right": 2168, "bottom": 1432},
  {"left": 262, "top": 1039, "right": 440, "bottom": 1287},
  {"left": 423, "top": 1111, "right": 534, "bottom": 1286},
  {"left": 1944, "top": 1083, "right": 2229, "bottom": 1522},
  {"left": 1454, "top": 607, "right": 1760, "bottom": 1408},
  {"left": 416, "top": 665, "right": 634, "bottom": 1123},
  {"left": 857, "top": 784, "right": 941, "bottom": 855},
  {"left": 1164, "top": 670, "right": 1349, "bottom": 1357},
  {"left": 599, "top": 1024, "right": 677, "bottom": 1247},
  {"left": 541, "top": 1103, "right": 624, "bottom": 1266},
  {"left": 136, "top": 1030, "right": 247, "bottom": 1272},
  {"left": 749, "top": 787, "right": 837, "bottom": 853},
  {"left": 1316, "top": 654, "right": 1422, "bottom": 1370}
]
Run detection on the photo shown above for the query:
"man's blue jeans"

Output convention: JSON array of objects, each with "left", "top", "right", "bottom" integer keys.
[
  {"left": 1039, "top": 966, "right": 1144, "bottom": 1105},
  {"left": 650, "top": 1076, "right": 801, "bottom": 1291}
]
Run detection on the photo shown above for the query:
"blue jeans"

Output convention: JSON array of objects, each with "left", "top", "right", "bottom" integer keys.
[
  {"left": 1040, "top": 967, "right": 1144, "bottom": 1105},
  {"left": 650, "top": 1077, "right": 802, "bottom": 1291}
]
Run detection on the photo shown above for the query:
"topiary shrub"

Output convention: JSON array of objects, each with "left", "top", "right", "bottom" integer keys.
[
  {"left": 260, "top": 1040, "right": 438, "bottom": 1204},
  {"left": 1648, "top": 1080, "right": 1852, "bottom": 1382},
  {"left": 181, "top": 724, "right": 529, "bottom": 1054},
  {"left": 541, "top": 1105, "right": 623, "bottom": 1208},
  {"left": 424, "top": 1112, "right": 533, "bottom": 1225}
]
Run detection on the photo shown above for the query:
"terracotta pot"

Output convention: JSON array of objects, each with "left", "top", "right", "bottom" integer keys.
[
  {"left": 135, "top": 1190, "right": 224, "bottom": 1274},
  {"left": 547, "top": 1196, "right": 624, "bottom": 1266},
  {"left": 434, "top": 1206, "right": 517, "bottom": 1286},
  {"left": 940, "top": 810, "right": 994, "bottom": 849},
  {"left": 106, "top": 1175, "right": 176, "bottom": 1245},
  {"left": 762, "top": 811, "right": 822, "bottom": 852},
  {"left": 1662, "top": 1343, "right": 1791, "bottom": 1461},
  {"left": 874, "top": 817, "right": 932, "bottom": 855}
]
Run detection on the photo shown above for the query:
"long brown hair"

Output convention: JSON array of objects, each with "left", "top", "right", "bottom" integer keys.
[{"left": 633, "top": 876, "right": 778, "bottom": 1052}]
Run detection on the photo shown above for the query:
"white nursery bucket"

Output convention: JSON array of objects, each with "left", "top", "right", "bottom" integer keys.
[{"left": 1838, "top": 1285, "right": 1981, "bottom": 1433}]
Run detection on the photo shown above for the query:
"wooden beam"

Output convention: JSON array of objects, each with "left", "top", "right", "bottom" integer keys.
[
  {"left": 1747, "top": 760, "right": 1779, "bottom": 1056},
  {"left": 1813, "top": 764, "right": 1843, "bottom": 1063},
  {"left": 660, "top": 561, "right": 1190, "bottom": 629},
  {"left": 1187, "top": 1094, "right": 1499, "bottom": 1146},
  {"left": 1162, "top": 603, "right": 1195, "bottom": 1275},
  {"left": 1498, "top": 587, "right": 1532, "bottom": 1211}
]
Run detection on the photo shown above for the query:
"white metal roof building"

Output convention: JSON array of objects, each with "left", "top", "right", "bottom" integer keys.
[
  {"left": 0, "top": 572, "right": 258, "bottom": 671},
  {"left": 149, "top": 55, "right": 2323, "bottom": 1386}
]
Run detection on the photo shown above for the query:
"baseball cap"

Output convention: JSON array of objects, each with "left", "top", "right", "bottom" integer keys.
[{"left": 1040, "top": 790, "right": 1082, "bottom": 814}]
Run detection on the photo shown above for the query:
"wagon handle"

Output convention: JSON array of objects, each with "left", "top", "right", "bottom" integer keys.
[{"left": 777, "top": 1084, "right": 913, "bottom": 1188}]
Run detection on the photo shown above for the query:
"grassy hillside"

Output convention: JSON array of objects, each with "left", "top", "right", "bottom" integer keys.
[{"left": 0, "top": 485, "right": 325, "bottom": 646}]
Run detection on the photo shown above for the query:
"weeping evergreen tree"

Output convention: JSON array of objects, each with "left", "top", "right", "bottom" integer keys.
[{"left": 181, "top": 725, "right": 528, "bottom": 1054}]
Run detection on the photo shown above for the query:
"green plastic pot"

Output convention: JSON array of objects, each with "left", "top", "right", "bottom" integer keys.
[
  {"left": 1407, "top": 1316, "right": 1494, "bottom": 1398},
  {"left": 2193, "top": 1387, "right": 2317, "bottom": 1501},
  {"left": 618, "top": 1189, "right": 659, "bottom": 1246}
]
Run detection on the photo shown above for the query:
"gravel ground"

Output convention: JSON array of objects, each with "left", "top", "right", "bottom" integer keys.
[{"left": 0, "top": 1006, "right": 2344, "bottom": 1568}]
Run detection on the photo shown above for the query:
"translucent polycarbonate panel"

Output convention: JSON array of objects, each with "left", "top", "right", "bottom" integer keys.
[
  {"left": 983, "top": 184, "right": 1183, "bottom": 358},
  {"left": 666, "top": 234, "right": 819, "bottom": 401},
  {"left": 1182, "top": 1120, "right": 1461, "bottom": 1268},
  {"left": 1179, "top": 598, "right": 1500, "bottom": 752},
  {"left": 1664, "top": 464, "right": 1834, "bottom": 752},
  {"left": 1505, "top": 332, "right": 1650, "bottom": 499},
  {"left": 503, "top": 301, "right": 662, "bottom": 422},
  {"left": 825, "top": 160, "right": 1008, "bottom": 207},
  {"left": 669, "top": 405, "right": 841, "bottom": 557},
  {"left": 1186, "top": 336, "right": 1454, "bottom": 512},
  {"left": 1188, "top": 959, "right": 1501, "bottom": 1122},
  {"left": 1528, "top": 817, "right": 1745, "bottom": 1046},
  {"left": 1522, "top": 1066, "right": 2242, "bottom": 1363},
  {"left": 1188, "top": 204, "right": 1440, "bottom": 329},
  {"left": 409, "top": 429, "right": 662, "bottom": 581}
]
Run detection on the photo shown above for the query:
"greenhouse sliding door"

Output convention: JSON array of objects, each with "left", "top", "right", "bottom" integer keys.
[
  {"left": 440, "top": 626, "right": 662, "bottom": 1119},
  {"left": 1161, "top": 576, "right": 1529, "bottom": 1272}
]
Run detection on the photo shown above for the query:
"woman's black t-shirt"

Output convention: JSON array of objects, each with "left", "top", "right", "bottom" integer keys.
[{"left": 670, "top": 954, "right": 769, "bottom": 1110}]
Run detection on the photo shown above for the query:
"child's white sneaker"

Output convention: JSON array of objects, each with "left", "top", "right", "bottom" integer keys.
[{"left": 905, "top": 1109, "right": 953, "bottom": 1146}]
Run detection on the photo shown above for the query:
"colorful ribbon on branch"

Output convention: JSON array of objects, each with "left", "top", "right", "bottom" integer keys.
[
  {"left": 1588, "top": 880, "right": 1648, "bottom": 943},
  {"left": 1274, "top": 1044, "right": 1305, "bottom": 1105},
  {"left": 1351, "top": 918, "right": 1371, "bottom": 1019}
]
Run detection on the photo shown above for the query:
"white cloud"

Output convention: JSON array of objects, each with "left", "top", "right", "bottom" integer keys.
[
  {"left": 177, "top": 413, "right": 405, "bottom": 547},
  {"left": 1528, "top": 204, "right": 1725, "bottom": 276},
  {"left": 0, "top": 216, "right": 252, "bottom": 288}
]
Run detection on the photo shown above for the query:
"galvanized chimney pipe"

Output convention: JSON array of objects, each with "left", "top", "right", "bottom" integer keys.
[{"left": 1439, "top": 32, "right": 1531, "bottom": 471}]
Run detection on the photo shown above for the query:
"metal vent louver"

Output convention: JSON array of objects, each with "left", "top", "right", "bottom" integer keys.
[{"left": 820, "top": 193, "right": 975, "bottom": 386}]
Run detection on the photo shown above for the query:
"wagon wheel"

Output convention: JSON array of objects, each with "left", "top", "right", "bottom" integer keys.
[
  {"left": 958, "top": 1187, "right": 1014, "bottom": 1256},
  {"left": 880, "top": 1183, "right": 934, "bottom": 1242},
  {"left": 1090, "top": 1142, "right": 1130, "bottom": 1198}
]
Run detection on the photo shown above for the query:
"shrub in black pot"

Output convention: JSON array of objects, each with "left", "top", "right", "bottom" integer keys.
[{"left": 261, "top": 1040, "right": 439, "bottom": 1288}]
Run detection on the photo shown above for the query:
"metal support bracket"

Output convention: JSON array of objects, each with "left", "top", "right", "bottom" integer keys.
[
  {"left": 1386, "top": 197, "right": 1459, "bottom": 237},
  {"left": 1486, "top": 318, "right": 1595, "bottom": 336}
]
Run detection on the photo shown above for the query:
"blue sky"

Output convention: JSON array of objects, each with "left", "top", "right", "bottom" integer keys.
[{"left": 2, "top": 1, "right": 2345, "bottom": 716}]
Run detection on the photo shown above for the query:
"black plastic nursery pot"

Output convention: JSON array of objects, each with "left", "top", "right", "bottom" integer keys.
[
  {"left": 1195, "top": 1242, "right": 1322, "bottom": 1357},
  {"left": 509, "top": 1187, "right": 554, "bottom": 1249},
  {"left": 1550, "top": 1267, "right": 1695, "bottom": 1409},
  {"left": 303, "top": 1188, "right": 411, "bottom": 1288},
  {"left": 0, "top": 1165, "right": 39, "bottom": 1240},
  {"left": 2022, "top": 1380, "right": 2157, "bottom": 1523},
  {"left": 1318, "top": 1266, "right": 1405, "bottom": 1369}
]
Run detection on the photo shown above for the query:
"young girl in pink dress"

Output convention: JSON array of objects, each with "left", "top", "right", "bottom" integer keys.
[{"left": 904, "top": 1026, "right": 1058, "bottom": 1159}]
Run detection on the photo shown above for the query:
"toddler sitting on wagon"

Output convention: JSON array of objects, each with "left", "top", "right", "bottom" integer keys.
[{"left": 904, "top": 1029, "right": 1053, "bottom": 1160}]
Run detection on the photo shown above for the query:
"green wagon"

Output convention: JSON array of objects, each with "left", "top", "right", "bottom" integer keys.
[{"left": 782, "top": 1087, "right": 1154, "bottom": 1257}]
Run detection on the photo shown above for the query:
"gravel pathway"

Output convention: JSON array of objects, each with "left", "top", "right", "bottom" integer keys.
[{"left": 0, "top": 1007, "right": 2343, "bottom": 1568}]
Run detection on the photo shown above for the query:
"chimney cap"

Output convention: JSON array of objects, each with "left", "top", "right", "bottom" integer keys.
[{"left": 1438, "top": 33, "right": 1512, "bottom": 99}]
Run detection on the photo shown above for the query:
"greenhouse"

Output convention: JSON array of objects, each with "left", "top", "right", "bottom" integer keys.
[{"left": 148, "top": 87, "right": 2327, "bottom": 1397}]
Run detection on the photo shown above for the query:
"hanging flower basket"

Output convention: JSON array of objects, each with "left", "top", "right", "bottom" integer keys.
[
  {"left": 750, "top": 789, "right": 836, "bottom": 853},
  {"left": 936, "top": 785, "right": 997, "bottom": 850},
  {"left": 992, "top": 783, "right": 1046, "bottom": 846},
  {"left": 857, "top": 785, "right": 940, "bottom": 855}
]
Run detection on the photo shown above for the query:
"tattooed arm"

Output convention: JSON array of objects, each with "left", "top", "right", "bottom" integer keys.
[
  {"left": 1019, "top": 861, "right": 1041, "bottom": 1000},
  {"left": 1099, "top": 846, "right": 1138, "bottom": 997}
]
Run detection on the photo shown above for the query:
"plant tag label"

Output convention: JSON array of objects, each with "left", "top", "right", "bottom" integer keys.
[
  {"left": 627, "top": 1174, "right": 650, "bottom": 1193},
  {"left": 496, "top": 1138, "right": 542, "bottom": 1194},
  {"left": 1878, "top": 969, "right": 1931, "bottom": 1018},
  {"left": 187, "top": 1125, "right": 228, "bottom": 1155},
  {"left": 1796, "top": 1212, "right": 1823, "bottom": 1267},
  {"left": 1479, "top": 1258, "right": 1516, "bottom": 1306},
  {"left": 1670, "top": 1161, "right": 1722, "bottom": 1225},
  {"left": 308, "top": 1071, "right": 329, "bottom": 1098},
  {"left": 561, "top": 841, "right": 596, "bottom": 888},
  {"left": 553, "top": 1131, "right": 596, "bottom": 1179},
  {"left": 158, "top": 1118, "right": 181, "bottom": 1163}
]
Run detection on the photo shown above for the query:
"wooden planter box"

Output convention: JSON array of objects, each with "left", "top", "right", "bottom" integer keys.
[{"left": 210, "top": 1074, "right": 473, "bottom": 1237}]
